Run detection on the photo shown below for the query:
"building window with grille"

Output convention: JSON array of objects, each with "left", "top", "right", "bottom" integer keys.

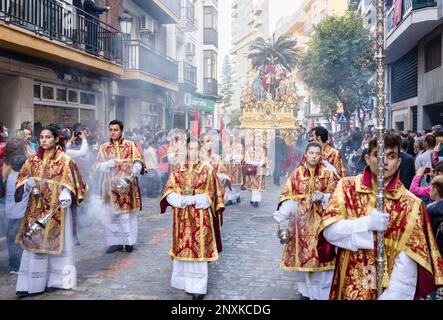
[
  {"left": 204, "top": 6, "right": 218, "bottom": 30},
  {"left": 204, "top": 50, "right": 217, "bottom": 79},
  {"left": 425, "top": 34, "right": 441, "bottom": 73}
]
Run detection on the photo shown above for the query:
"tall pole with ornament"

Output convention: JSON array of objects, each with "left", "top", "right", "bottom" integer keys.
[{"left": 375, "top": 0, "right": 386, "bottom": 297}]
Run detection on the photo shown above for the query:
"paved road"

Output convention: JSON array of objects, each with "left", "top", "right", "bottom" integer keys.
[{"left": 0, "top": 177, "right": 301, "bottom": 300}]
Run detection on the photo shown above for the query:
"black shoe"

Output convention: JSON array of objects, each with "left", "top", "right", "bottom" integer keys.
[
  {"left": 16, "top": 291, "right": 30, "bottom": 299},
  {"left": 125, "top": 245, "right": 133, "bottom": 252},
  {"left": 225, "top": 200, "right": 233, "bottom": 206},
  {"left": 299, "top": 295, "right": 310, "bottom": 300},
  {"left": 106, "top": 245, "right": 123, "bottom": 254},
  {"left": 253, "top": 202, "right": 259, "bottom": 207},
  {"left": 237, "top": 197, "right": 241, "bottom": 203},
  {"left": 192, "top": 294, "right": 206, "bottom": 300},
  {"left": 45, "top": 287, "right": 60, "bottom": 293}
]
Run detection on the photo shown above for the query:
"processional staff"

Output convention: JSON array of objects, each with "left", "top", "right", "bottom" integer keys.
[{"left": 375, "top": 0, "right": 386, "bottom": 297}]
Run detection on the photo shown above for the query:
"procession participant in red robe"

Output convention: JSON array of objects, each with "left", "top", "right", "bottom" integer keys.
[
  {"left": 95, "top": 120, "right": 145, "bottom": 254},
  {"left": 161, "top": 136, "right": 225, "bottom": 300},
  {"left": 15, "top": 126, "right": 87, "bottom": 298},
  {"left": 273, "top": 142, "right": 337, "bottom": 300},
  {"left": 319, "top": 133, "right": 443, "bottom": 300}
]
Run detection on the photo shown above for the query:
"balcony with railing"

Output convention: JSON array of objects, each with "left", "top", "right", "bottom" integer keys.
[
  {"left": 0, "top": 0, "right": 122, "bottom": 65},
  {"left": 124, "top": 40, "right": 178, "bottom": 84},
  {"left": 204, "top": 28, "right": 218, "bottom": 48},
  {"left": 385, "top": 0, "right": 439, "bottom": 63},
  {"left": 386, "top": 0, "right": 437, "bottom": 34},
  {"left": 178, "top": 0, "right": 196, "bottom": 31},
  {"left": 203, "top": 78, "right": 218, "bottom": 97},
  {"left": 178, "top": 61, "right": 196, "bottom": 90}
]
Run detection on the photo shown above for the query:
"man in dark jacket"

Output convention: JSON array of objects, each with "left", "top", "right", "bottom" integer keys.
[
  {"left": 274, "top": 129, "right": 287, "bottom": 186},
  {"left": 399, "top": 151, "right": 415, "bottom": 189},
  {"left": 84, "top": 0, "right": 109, "bottom": 55},
  {"left": 427, "top": 175, "right": 443, "bottom": 256}
]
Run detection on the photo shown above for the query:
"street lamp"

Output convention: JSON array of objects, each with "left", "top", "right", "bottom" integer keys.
[{"left": 118, "top": 12, "right": 133, "bottom": 36}]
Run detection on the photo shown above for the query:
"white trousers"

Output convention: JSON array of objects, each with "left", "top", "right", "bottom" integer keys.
[
  {"left": 295, "top": 270, "right": 334, "bottom": 300},
  {"left": 16, "top": 209, "right": 76, "bottom": 294},
  {"left": 104, "top": 212, "right": 138, "bottom": 246},
  {"left": 171, "top": 260, "right": 208, "bottom": 295},
  {"left": 251, "top": 190, "right": 262, "bottom": 202},
  {"left": 227, "top": 186, "right": 241, "bottom": 201}
]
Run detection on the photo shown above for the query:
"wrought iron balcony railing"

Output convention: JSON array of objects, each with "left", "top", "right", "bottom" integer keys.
[
  {"left": 0, "top": 0, "right": 122, "bottom": 62},
  {"left": 124, "top": 40, "right": 178, "bottom": 83},
  {"left": 180, "top": 0, "right": 195, "bottom": 29},
  {"left": 386, "top": 0, "right": 437, "bottom": 34}
]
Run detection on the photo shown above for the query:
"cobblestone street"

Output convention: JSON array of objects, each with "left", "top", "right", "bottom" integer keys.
[{"left": 0, "top": 177, "right": 301, "bottom": 300}]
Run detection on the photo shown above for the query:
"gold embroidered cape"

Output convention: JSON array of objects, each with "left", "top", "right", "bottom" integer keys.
[
  {"left": 244, "top": 146, "right": 267, "bottom": 192},
  {"left": 319, "top": 168, "right": 443, "bottom": 300},
  {"left": 160, "top": 162, "right": 225, "bottom": 261},
  {"left": 278, "top": 163, "right": 337, "bottom": 271},
  {"left": 95, "top": 139, "right": 145, "bottom": 213},
  {"left": 222, "top": 141, "right": 244, "bottom": 186},
  {"left": 15, "top": 147, "right": 87, "bottom": 254}
]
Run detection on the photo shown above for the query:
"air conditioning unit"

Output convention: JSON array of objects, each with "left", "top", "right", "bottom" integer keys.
[
  {"left": 185, "top": 42, "right": 196, "bottom": 56},
  {"left": 140, "top": 15, "right": 155, "bottom": 33}
]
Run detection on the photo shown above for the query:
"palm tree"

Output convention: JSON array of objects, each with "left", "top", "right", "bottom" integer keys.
[{"left": 248, "top": 34, "right": 298, "bottom": 72}]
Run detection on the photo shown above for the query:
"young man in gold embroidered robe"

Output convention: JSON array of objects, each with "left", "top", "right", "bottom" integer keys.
[
  {"left": 95, "top": 120, "right": 145, "bottom": 254},
  {"left": 318, "top": 133, "right": 443, "bottom": 300},
  {"left": 223, "top": 132, "right": 244, "bottom": 206},
  {"left": 15, "top": 126, "right": 87, "bottom": 297},
  {"left": 304, "top": 126, "right": 347, "bottom": 179},
  {"left": 273, "top": 142, "right": 337, "bottom": 300},
  {"left": 166, "top": 129, "right": 187, "bottom": 168},
  {"left": 160, "top": 136, "right": 225, "bottom": 300},
  {"left": 244, "top": 134, "right": 268, "bottom": 207}
]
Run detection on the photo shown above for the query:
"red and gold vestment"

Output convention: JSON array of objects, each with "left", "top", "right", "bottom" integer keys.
[
  {"left": 95, "top": 139, "right": 145, "bottom": 213},
  {"left": 160, "top": 162, "right": 225, "bottom": 260},
  {"left": 222, "top": 141, "right": 244, "bottom": 186},
  {"left": 278, "top": 163, "right": 337, "bottom": 271},
  {"left": 244, "top": 146, "right": 267, "bottom": 192},
  {"left": 319, "top": 168, "right": 443, "bottom": 300},
  {"left": 15, "top": 147, "right": 87, "bottom": 254}
]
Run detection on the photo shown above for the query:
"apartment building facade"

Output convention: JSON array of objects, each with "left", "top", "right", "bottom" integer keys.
[
  {"left": 229, "top": 0, "right": 270, "bottom": 114},
  {"left": 385, "top": 0, "right": 443, "bottom": 131},
  {"left": 275, "top": 0, "right": 348, "bottom": 130}
]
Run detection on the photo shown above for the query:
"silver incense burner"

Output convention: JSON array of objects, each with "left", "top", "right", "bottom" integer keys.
[{"left": 277, "top": 222, "right": 290, "bottom": 245}]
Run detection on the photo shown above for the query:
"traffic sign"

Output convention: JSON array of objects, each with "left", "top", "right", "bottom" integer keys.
[{"left": 337, "top": 113, "right": 347, "bottom": 123}]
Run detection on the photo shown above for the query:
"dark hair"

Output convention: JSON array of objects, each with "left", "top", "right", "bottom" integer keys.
[
  {"left": 4, "top": 139, "right": 26, "bottom": 166},
  {"left": 20, "top": 121, "right": 31, "bottom": 130},
  {"left": 435, "top": 161, "right": 443, "bottom": 174},
  {"left": 312, "top": 126, "right": 329, "bottom": 143},
  {"left": 40, "top": 125, "right": 65, "bottom": 150},
  {"left": 0, "top": 121, "right": 6, "bottom": 133},
  {"left": 109, "top": 120, "right": 124, "bottom": 131},
  {"left": 11, "top": 154, "right": 27, "bottom": 172},
  {"left": 367, "top": 133, "right": 401, "bottom": 156},
  {"left": 275, "top": 129, "right": 281, "bottom": 136},
  {"left": 305, "top": 141, "right": 322, "bottom": 153},
  {"left": 436, "top": 130, "right": 443, "bottom": 138},
  {"left": 401, "top": 138, "right": 409, "bottom": 151},
  {"left": 425, "top": 134, "right": 436, "bottom": 149},
  {"left": 431, "top": 176, "right": 443, "bottom": 199}
]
